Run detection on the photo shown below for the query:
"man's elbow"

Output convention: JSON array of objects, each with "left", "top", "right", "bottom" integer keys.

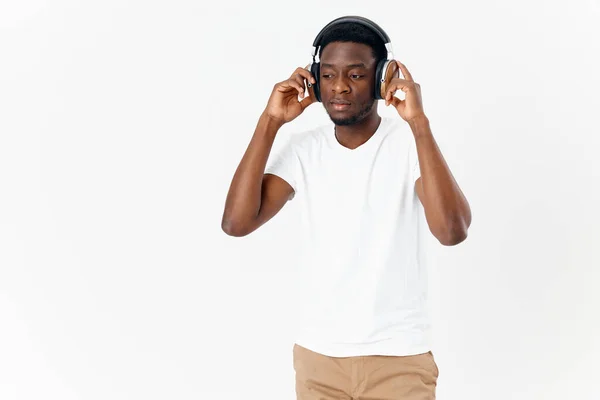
[
  {"left": 439, "top": 230, "right": 468, "bottom": 246},
  {"left": 436, "top": 221, "right": 469, "bottom": 246},
  {"left": 221, "top": 219, "right": 250, "bottom": 237}
]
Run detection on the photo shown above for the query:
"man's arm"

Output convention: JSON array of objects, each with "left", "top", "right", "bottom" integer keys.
[
  {"left": 382, "top": 61, "right": 471, "bottom": 246},
  {"left": 410, "top": 115, "right": 472, "bottom": 246},
  {"left": 221, "top": 66, "right": 316, "bottom": 237},
  {"left": 221, "top": 112, "right": 293, "bottom": 237}
]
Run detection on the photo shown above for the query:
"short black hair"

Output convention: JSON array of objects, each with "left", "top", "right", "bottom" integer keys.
[{"left": 317, "top": 21, "right": 388, "bottom": 64}]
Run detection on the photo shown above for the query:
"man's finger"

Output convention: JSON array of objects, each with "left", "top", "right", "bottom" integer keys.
[
  {"left": 294, "top": 66, "right": 316, "bottom": 85},
  {"left": 395, "top": 61, "right": 414, "bottom": 81},
  {"left": 280, "top": 79, "right": 305, "bottom": 97},
  {"left": 293, "top": 74, "right": 307, "bottom": 95},
  {"left": 385, "top": 78, "right": 412, "bottom": 99},
  {"left": 299, "top": 92, "right": 315, "bottom": 110},
  {"left": 385, "top": 94, "right": 403, "bottom": 107},
  {"left": 390, "top": 96, "right": 403, "bottom": 108}
]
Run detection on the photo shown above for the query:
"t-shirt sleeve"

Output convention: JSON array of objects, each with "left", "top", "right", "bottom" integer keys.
[
  {"left": 409, "top": 136, "right": 421, "bottom": 183},
  {"left": 264, "top": 136, "right": 300, "bottom": 200}
]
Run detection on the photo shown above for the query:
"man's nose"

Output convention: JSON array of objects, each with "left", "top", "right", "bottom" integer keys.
[{"left": 332, "top": 75, "right": 350, "bottom": 93}]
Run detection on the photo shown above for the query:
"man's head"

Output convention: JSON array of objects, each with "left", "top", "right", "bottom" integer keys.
[{"left": 316, "top": 22, "right": 388, "bottom": 126}]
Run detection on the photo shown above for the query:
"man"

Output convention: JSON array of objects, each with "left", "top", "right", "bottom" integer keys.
[{"left": 222, "top": 16, "right": 471, "bottom": 400}]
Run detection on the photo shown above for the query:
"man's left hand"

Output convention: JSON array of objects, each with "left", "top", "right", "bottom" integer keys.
[{"left": 384, "top": 61, "right": 426, "bottom": 122}]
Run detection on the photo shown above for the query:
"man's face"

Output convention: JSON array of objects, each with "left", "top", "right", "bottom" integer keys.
[{"left": 318, "top": 41, "right": 377, "bottom": 126}]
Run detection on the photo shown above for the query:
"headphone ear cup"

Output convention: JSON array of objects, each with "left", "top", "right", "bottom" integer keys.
[
  {"left": 374, "top": 59, "right": 387, "bottom": 100},
  {"left": 376, "top": 59, "right": 400, "bottom": 100},
  {"left": 310, "top": 62, "right": 322, "bottom": 102}
]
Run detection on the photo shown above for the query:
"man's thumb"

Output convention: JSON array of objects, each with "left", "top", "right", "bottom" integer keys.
[{"left": 300, "top": 94, "right": 315, "bottom": 111}]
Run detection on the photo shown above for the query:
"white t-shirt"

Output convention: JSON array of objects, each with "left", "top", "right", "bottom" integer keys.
[{"left": 264, "top": 116, "right": 432, "bottom": 357}]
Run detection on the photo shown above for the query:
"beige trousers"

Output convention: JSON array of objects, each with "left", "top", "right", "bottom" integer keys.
[{"left": 293, "top": 343, "right": 439, "bottom": 400}]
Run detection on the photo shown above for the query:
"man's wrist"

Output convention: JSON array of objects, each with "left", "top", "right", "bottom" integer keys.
[
  {"left": 261, "top": 111, "right": 286, "bottom": 130},
  {"left": 407, "top": 114, "right": 431, "bottom": 138},
  {"left": 258, "top": 111, "right": 285, "bottom": 139}
]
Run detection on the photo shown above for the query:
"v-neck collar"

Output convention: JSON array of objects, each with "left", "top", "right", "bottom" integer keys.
[{"left": 330, "top": 117, "right": 386, "bottom": 154}]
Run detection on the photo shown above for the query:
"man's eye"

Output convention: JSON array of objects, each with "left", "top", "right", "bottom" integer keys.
[{"left": 321, "top": 74, "right": 363, "bottom": 79}]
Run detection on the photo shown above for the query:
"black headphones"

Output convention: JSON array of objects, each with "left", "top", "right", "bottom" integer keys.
[{"left": 307, "top": 16, "right": 399, "bottom": 102}]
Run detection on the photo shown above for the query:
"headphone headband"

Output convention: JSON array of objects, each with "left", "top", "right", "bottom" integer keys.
[{"left": 311, "top": 16, "right": 393, "bottom": 60}]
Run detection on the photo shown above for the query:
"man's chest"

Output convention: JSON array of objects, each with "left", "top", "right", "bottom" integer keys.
[{"left": 299, "top": 154, "right": 413, "bottom": 226}]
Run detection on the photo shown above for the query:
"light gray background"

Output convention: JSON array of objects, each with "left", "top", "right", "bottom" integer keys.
[{"left": 1, "top": 1, "right": 599, "bottom": 399}]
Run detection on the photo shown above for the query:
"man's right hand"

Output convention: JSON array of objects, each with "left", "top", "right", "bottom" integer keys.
[{"left": 264, "top": 66, "right": 316, "bottom": 125}]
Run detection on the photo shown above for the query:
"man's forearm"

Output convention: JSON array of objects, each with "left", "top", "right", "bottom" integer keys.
[
  {"left": 409, "top": 115, "right": 472, "bottom": 245},
  {"left": 221, "top": 112, "right": 283, "bottom": 234}
]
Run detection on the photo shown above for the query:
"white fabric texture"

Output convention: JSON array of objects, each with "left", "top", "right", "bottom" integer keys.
[{"left": 265, "top": 116, "right": 431, "bottom": 357}]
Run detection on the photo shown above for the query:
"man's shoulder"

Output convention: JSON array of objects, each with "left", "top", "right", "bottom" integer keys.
[
  {"left": 380, "top": 117, "right": 415, "bottom": 149},
  {"left": 286, "top": 122, "right": 330, "bottom": 150},
  {"left": 381, "top": 117, "right": 410, "bottom": 137}
]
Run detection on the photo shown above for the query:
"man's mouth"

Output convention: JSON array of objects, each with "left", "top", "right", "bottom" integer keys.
[{"left": 330, "top": 99, "right": 351, "bottom": 111}]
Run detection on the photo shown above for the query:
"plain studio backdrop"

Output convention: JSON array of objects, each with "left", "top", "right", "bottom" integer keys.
[{"left": 1, "top": 0, "right": 599, "bottom": 399}]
